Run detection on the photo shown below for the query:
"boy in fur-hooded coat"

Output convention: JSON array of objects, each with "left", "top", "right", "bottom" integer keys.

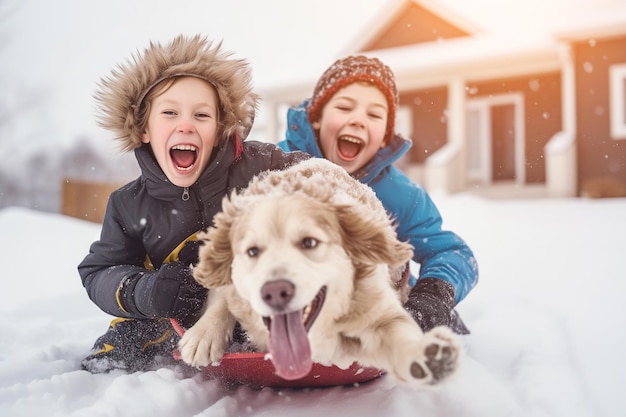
[{"left": 79, "top": 35, "right": 308, "bottom": 373}]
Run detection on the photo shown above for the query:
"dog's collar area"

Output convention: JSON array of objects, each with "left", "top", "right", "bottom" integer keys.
[{"left": 262, "top": 286, "right": 327, "bottom": 333}]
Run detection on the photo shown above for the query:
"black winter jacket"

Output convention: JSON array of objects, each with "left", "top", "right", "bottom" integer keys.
[{"left": 78, "top": 139, "right": 308, "bottom": 319}]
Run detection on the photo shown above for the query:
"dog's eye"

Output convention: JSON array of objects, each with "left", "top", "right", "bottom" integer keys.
[
  {"left": 246, "top": 246, "right": 260, "bottom": 257},
  {"left": 300, "top": 237, "right": 318, "bottom": 249}
]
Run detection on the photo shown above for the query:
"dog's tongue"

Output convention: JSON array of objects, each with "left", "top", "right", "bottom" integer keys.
[{"left": 269, "top": 310, "right": 312, "bottom": 380}]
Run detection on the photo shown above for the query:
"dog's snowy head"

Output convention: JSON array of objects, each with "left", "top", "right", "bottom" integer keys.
[{"left": 193, "top": 159, "right": 413, "bottom": 379}]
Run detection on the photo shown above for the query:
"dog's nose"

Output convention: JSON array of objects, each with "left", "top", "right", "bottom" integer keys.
[{"left": 261, "top": 279, "right": 295, "bottom": 311}]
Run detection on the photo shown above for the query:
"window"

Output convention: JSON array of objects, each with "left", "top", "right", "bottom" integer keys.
[{"left": 609, "top": 63, "right": 626, "bottom": 140}]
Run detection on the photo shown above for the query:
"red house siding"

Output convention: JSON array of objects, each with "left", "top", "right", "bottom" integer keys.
[
  {"left": 400, "top": 87, "right": 448, "bottom": 163},
  {"left": 574, "top": 35, "right": 626, "bottom": 190}
]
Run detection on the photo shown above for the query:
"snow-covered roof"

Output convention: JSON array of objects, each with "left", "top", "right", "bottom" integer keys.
[{"left": 259, "top": 0, "right": 626, "bottom": 99}]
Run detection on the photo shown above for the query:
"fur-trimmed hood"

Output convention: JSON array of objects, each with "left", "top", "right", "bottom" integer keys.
[{"left": 94, "top": 34, "right": 259, "bottom": 152}]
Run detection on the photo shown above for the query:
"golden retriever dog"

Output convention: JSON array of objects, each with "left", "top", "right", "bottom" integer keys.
[{"left": 178, "top": 158, "right": 461, "bottom": 386}]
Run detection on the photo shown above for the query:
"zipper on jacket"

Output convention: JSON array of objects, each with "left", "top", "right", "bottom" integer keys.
[{"left": 185, "top": 186, "right": 208, "bottom": 229}]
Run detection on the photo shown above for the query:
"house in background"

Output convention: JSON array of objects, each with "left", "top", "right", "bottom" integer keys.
[{"left": 259, "top": 0, "right": 626, "bottom": 197}]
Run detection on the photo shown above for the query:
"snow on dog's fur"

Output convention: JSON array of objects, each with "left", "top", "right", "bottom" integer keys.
[{"left": 178, "top": 158, "right": 461, "bottom": 386}]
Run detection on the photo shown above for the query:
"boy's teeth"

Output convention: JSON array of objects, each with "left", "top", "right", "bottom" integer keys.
[
  {"left": 339, "top": 136, "right": 361, "bottom": 144},
  {"left": 172, "top": 144, "right": 197, "bottom": 151}
]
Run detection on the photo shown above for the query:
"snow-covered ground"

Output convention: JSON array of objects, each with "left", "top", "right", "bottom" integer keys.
[{"left": 1, "top": 194, "right": 624, "bottom": 417}]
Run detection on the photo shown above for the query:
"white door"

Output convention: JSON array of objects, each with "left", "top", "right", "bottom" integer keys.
[{"left": 466, "top": 93, "right": 525, "bottom": 184}]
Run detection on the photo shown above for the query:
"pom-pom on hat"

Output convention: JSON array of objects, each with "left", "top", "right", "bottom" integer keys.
[
  {"left": 306, "top": 55, "right": 399, "bottom": 144},
  {"left": 94, "top": 34, "right": 259, "bottom": 152}
]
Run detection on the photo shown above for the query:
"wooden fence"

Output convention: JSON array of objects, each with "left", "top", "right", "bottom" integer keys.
[{"left": 61, "top": 179, "right": 122, "bottom": 223}]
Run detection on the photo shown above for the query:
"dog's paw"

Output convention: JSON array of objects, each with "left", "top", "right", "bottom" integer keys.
[
  {"left": 408, "top": 326, "right": 461, "bottom": 385},
  {"left": 178, "top": 324, "right": 228, "bottom": 368}
]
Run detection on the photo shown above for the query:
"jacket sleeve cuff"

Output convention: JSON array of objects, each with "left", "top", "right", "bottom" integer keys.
[{"left": 115, "top": 273, "right": 143, "bottom": 316}]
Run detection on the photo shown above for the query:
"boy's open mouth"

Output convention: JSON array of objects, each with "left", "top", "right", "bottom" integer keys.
[
  {"left": 337, "top": 135, "right": 363, "bottom": 160},
  {"left": 170, "top": 145, "right": 198, "bottom": 171}
]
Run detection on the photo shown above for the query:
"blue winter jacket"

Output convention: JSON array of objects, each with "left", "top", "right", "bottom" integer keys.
[{"left": 278, "top": 101, "right": 478, "bottom": 303}]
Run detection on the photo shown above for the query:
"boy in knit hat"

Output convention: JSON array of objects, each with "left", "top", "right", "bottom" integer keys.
[
  {"left": 278, "top": 55, "right": 477, "bottom": 334},
  {"left": 79, "top": 35, "right": 307, "bottom": 373}
]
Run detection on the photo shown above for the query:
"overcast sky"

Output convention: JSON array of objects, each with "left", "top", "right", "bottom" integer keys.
[{"left": 0, "top": 0, "right": 390, "bottom": 151}]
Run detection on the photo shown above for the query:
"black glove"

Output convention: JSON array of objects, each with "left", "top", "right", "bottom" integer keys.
[
  {"left": 404, "top": 277, "right": 467, "bottom": 333},
  {"left": 177, "top": 239, "right": 203, "bottom": 266},
  {"left": 119, "top": 262, "right": 208, "bottom": 323}
]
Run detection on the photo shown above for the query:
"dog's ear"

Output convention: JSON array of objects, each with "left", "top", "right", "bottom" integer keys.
[
  {"left": 192, "top": 212, "right": 235, "bottom": 288},
  {"left": 335, "top": 205, "right": 413, "bottom": 268}
]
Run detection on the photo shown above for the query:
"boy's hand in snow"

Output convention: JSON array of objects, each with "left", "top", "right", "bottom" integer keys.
[{"left": 404, "top": 278, "right": 456, "bottom": 332}]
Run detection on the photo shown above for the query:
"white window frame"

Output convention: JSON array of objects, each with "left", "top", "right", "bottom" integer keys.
[{"left": 609, "top": 63, "right": 626, "bottom": 140}]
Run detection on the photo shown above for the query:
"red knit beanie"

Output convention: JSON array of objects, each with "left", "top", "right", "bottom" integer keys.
[{"left": 307, "top": 55, "right": 399, "bottom": 144}]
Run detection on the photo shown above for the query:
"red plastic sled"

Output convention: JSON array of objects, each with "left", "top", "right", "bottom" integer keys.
[
  {"left": 171, "top": 319, "right": 384, "bottom": 388},
  {"left": 200, "top": 352, "right": 383, "bottom": 388}
]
